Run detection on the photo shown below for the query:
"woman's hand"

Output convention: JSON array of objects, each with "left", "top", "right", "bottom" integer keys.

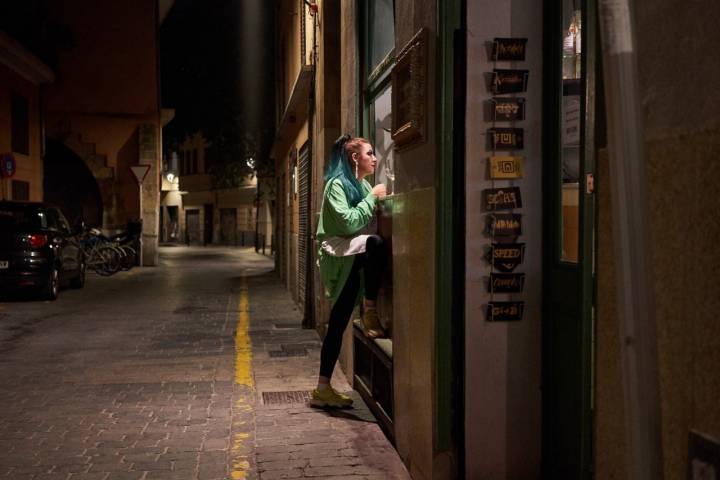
[{"left": 372, "top": 183, "right": 387, "bottom": 199}]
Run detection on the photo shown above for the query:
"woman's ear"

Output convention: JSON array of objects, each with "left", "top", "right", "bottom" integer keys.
[{"left": 351, "top": 152, "right": 358, "bottom": 162}]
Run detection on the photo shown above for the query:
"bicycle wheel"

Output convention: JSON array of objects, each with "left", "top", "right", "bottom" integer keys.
[
  {"left": 96, "top": 245, "right": 121, "bottom": 276},
  {"left": 118, "top": 245, "right": 136, "bottom": 270}
]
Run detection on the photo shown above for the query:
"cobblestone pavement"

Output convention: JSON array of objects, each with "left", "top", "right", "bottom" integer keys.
[{"left": 0, "top": 246, "right": 410, "bottom": 480}]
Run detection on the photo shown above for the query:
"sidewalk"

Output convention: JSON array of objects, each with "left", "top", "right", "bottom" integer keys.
[{"left": 239, "top": 270, "right": 411, "bottom": 480}]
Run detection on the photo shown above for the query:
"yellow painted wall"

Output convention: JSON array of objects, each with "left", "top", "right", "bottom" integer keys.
[{"left": 0, "top": 63, "right": 43, "bottom": 202}]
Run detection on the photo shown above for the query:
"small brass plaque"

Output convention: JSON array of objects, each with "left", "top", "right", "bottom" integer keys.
[
  {"left": 485, "top": 243, "right": 525, "bottom": 272},
  {"left": 489, "top": 128, "right": 524, "bottom": 150},
  {"left": 489, "top": 156, "right": 524, "bottom": 179},
  {"left": 492, "top": 97, "right": 525, "bottom": 121},
  {"left": 488, "top": 273, "right": 525, "bottom": 293},
  {"left": 483, "top": 187, "right": 522, "bottom": 211},
  {"left": 491, "top": 69, "right": 529, "bottom": 94},
  {"left": 491, "top": 38, "right": 527, "bottom": 61},
  {"left": 486, "top": 213, "right": 522, "bottom": 237},
  {"left": 486, "top": 301, "right": 525, "bottom": 322}
]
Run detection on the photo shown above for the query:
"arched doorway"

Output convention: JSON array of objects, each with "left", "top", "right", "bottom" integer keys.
[{"left": 44, "top": 138, "right": 103, "bottom": 227}]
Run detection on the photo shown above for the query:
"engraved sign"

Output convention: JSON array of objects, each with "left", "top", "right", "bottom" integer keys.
[
  {"left": 483, "top": 187, "right": 522, "bottom": 211},
  {"left": 489, "top": 156, "right": 524, "bottom": 179},
  {"left": 486, "top": 213, "right": 522, "bottom": 237},
  {"left": 489, "top": 273, "right": 525, "bottom": 293},
  {"left": 491, "top": 38, "right": 527, "bottom": 61},
  {"left": 491, "top": 69, "right": 529, "bottom": 94},
  {"left": 486, "top": 301, "right": 525, "bottom": 322},
  {"left": 489, "top": 128, "right": 524, "bottom": 150},
  {"left": 485, "top": 243, "right": 525, "bottom": 272},
  {"left": 492, "top": 97, "right": 526, "bottom": 121}
]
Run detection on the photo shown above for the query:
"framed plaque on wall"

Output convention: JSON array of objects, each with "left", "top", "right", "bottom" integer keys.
[{"left": 391, "top": 28, "right": 428, "bottom": 149}]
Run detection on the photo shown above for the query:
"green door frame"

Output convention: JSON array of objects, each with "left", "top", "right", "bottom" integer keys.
[
  {"left": 541, "top": 0, "right": 598, "bottom": 477},
  {"left": 437, "top": 0, "right": 464, "bottom": 474}
]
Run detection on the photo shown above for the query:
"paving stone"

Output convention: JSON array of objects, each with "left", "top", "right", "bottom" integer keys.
[{"left": 0, "top": 247, "right": 410, "bottom": 480}]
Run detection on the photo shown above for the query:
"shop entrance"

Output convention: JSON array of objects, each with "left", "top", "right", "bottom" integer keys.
[{"left": 542, "top": 0, "right": 598, "bottom": 477}]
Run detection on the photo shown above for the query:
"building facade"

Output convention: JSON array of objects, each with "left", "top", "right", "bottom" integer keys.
[
  {"left": 0, "top": 0, "right": 171, "bottom": 266},
  {"left": 160, "top": 131, "right": 263, "bottom": 248},
  {"left": 275, "top": 1, "right": 719, "bottom": 479},
  {"left": 0, "top": 32, "right": 54, "bottom": 202}
]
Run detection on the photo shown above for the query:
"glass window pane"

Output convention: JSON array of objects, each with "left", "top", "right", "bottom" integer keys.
[
  {"left": 560, "top": 4, "right": 582, "bottom": 263},
  {"left": 369, "top": 0, "right": 395, "bottom": 74},
  {"left": 371, "top": 86, "right": 394, "bottom": 194}
]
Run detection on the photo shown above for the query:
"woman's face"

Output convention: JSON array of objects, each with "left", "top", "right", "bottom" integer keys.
[{"left": 351, "top": 142, "right": 377, "bottom": 179}]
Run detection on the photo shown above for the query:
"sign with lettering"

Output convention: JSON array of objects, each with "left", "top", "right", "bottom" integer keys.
[
  {"left": 489, "top": 156, "right": 524, "bottom": 179},
  {"left": 486, "top": 243, "right": 525, "bottom": 272},
  {"left": 491, "top": 69, "right": 529, "bottom": 94},
  {"left": 491, "top": 38, "right": 527, "bottom": 61},
  {"left": 483, "top": 187, "right": 522, "bottom": 211},
  {"left": 492, "top": 97, "right": 526, "bottom": 121},
  {"left": 486, "top": 213, "right": 522, "bottom": 237},
  {"left": 486, "top": 301, "right": 525, "bottom": 322},
  {"left": 489, "top": 128, "right": 524, "bottom": 150},
  {"left": 1, "top": 153, "right": 16, "bottom": 178},
  {"left": 489, "top": 273, "right": 525, "bottom": 293}
]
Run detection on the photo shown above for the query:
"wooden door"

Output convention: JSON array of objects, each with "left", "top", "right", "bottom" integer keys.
[{"left": 186, "top": 210, "right": 201, "bottom": 245}]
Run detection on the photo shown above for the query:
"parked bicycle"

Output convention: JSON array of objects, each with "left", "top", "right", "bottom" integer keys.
[
  {"left": 78, "top": 220, "right": 141, "bottom": 276},
  {"left": 79, "top": 228, "right": 121, "bottom": 276}
]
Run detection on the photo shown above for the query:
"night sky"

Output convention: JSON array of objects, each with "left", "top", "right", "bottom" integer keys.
[{"left": 160, "top": 0, "right": 276, "bottom": 174}]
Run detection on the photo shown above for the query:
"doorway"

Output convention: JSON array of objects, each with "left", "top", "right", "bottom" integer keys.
[
  {"left": 204, "top": 204, "right": 214, "bottom": 245},
  {"left": 167, "top": 206, "right": 179, "bottom": 242},
  {"left": 542, "top": 0, "right": 598, "bottom": 477},
  {"left": 186, "top": 210, "right": 201, "bottom": 245},
  {"left": 220, "top": 208, "right": 237, "bottom": 245}
]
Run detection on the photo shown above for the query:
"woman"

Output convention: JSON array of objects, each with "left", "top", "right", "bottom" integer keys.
[{"left": 311, "top": 134, "right": 387, "bottom": 408}]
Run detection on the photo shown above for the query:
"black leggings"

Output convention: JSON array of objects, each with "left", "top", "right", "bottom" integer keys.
[{"left": 319, "top": 235, "right": 385, "bottom": 379}]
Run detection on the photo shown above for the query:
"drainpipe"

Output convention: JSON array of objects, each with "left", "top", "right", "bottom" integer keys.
[{"left": 597, "top": 1, "right": 663, "bottom": 479}]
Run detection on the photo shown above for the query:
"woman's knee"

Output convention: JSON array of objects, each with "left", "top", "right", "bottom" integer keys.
[{"left": 365, "top": 234, "right": 384, "bottom": 253}]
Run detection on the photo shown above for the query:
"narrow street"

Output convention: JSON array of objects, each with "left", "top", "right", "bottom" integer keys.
[{"left": 0, "top": 247, "right": 409, "bottom": 480}]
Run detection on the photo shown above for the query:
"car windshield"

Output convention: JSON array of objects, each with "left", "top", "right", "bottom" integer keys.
[{"left": 0, "top": 207, "right": 48, "bottom": 231}]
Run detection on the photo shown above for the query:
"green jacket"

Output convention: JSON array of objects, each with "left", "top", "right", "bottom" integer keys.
[{"left": 316, "top": 177, "right": 378, "bottom": 305}]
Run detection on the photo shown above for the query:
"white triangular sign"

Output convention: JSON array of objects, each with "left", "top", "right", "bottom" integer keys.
[{"left": 130, "top": 165, "right": 151, "bottom": 184}]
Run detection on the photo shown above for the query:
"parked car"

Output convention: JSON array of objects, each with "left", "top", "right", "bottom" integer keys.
[{"left": 0, "top": 201, "right": 85, "bottom": 300}]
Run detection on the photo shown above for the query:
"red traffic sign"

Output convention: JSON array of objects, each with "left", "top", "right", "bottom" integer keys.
[
  {"left": 130, "top": 165, "right": 151, "bottom": 184},
  {"left": 1, "top": 153, "right": 16, "bottom": 178}
]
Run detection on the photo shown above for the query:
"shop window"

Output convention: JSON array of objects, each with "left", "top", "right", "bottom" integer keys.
[
  {"left": 368, "top": 0, "right": 395, "bottom": 74},
  {"left": 11, "top": 93, "right": 30, "bottom": 155},
  {"left": 371, "top": 86, "right": 395, "bottom": 192},
  {"left": 11, "top": 180, "right": 30, "bottom": 201},
  {"left": 560, "top": 3, "right": 583, "bottom": 263}
]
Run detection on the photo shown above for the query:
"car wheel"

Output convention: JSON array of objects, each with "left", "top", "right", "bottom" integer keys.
[
  {"left": 42, "top": 267, "right": 60, "bottom": 301},
  {"left": 70, "top": 260, "right": 86, "bottom": 289}
]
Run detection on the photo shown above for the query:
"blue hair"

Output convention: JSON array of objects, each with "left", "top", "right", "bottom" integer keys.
[{"left": 324, "top": 134, "right": 365, "bottom": 206}]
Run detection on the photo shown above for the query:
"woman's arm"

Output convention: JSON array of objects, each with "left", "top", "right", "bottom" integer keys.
[{"left": 324, "top": 180, "right": 377, "bottom": 235}]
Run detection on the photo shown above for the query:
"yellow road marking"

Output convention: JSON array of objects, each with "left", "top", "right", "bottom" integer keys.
[{"left": 231, "top": 276, "right": 253, "bottom": 480}]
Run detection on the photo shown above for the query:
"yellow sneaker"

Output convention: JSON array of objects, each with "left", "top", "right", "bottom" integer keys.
[
  {"left": 362, "top": 307, "right": 384, "bottom": 339},
  {"left": 310, "top": 386, "right": 354, "bottom": 408}
]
